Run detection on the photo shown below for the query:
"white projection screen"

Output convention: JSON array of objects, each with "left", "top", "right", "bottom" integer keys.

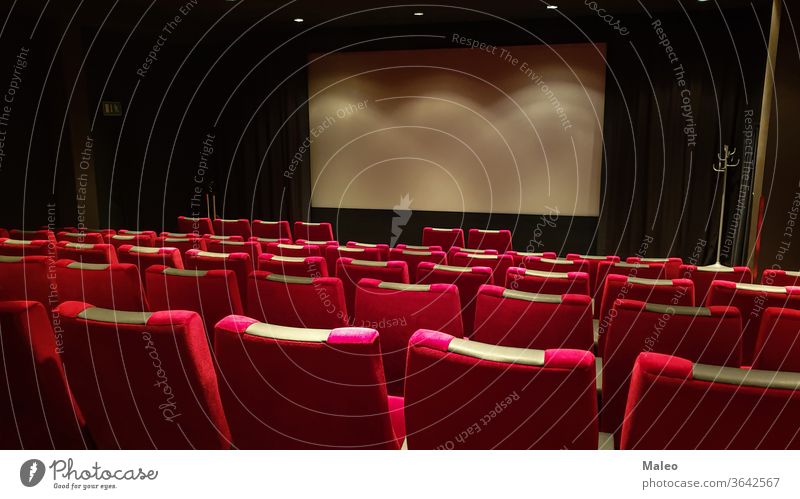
[{"left": 307, "top": 42, "right": 606, "bottom": 216}]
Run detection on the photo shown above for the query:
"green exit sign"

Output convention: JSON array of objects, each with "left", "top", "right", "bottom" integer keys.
[{"left": 102, "top": 101, "right": 123, "bottom": 116}]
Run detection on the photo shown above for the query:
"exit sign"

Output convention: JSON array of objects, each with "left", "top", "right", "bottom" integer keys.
[{"left": 102, "top": 101, "right": 123, "bottom": 116}]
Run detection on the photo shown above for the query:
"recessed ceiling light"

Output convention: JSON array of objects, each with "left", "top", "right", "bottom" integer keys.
[
  {"left": 546, "top": 4, "right": 558, "bottom": 9},
  {"left": 413, "top": 12, "right": 424, "bottom": 16},
  {"left": 293, "top": 18, "right": 304, "bottom": 23}
]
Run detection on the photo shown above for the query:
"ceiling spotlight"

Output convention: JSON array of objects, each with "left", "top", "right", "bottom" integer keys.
[
  {"left": 546, "top": 4, "right": 558, "bottom": 9},
  {"left": 413, "top": 12, "right": 424, "bottom": 16},
  {"left": 293, "top": 18, "right": 304, "bottom": 23}
]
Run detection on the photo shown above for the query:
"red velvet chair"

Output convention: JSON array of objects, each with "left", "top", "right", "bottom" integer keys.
[
  {"left": 446, "top": 246, "right": 497, "bottom": 265},
  {"left": 626, "top": 256, "right": 683, "bottom": 279},
  {"left": 354, "top": 278, "right": 463, "bottom": 395},
  {"left": 117, "top": 245, "right": 184, "bottom": 285},
  {"left": 212, "top": 218, "right": 252, "bottom": 239},
  {"left": 601, "top": 300, "right": 742, "bottom": 440},
  {"left": 55, "top": 241, "right": 118, "bottom": 264},
  {"left": 264, "top": 242, "right": 322, "bottom": 258},
  {"left": 177, "top": 216, "right": 213, "bottom": 235},
  {"left": 524, "top": 256, "right": 590, "bottom": 275},
  {"left": 0, "top": 301, "right": 86, "bottom": 449},
  {"left": 246, "top": 271, "right": 348, "bottom": 328},
  {"left": 293, "top": 221, "right": 334, "bottom": 241},
  {"left": 752, "top": 307, "right": 800, "bottom": 372},
  {"left": 154, "top": 235, "right": 205, "bottom": 258},
  {"left": 467, "top": 228, "right": 512, "bottom": 253},
  {"left": 335, "top": 258, "right": 409, "bottom": 317},
  {"left": 506, "top": 250, "right": 558, "bottom": 267},
  {"left": 762, "top": 268, "right": 800, "bottom": 287},
  {"left": 85, "top": 228, "right": 116, "bottom": 243},
  {"left": 9, "top": 229, "right": 55, "bottom": 244},
  {"left": 295, "top": 238, "right": 339, "bottom": 253},
  {"left": 417, "top": 262, "right": 492, "bottom": 337},
  {"left": 204, "top": 239, "right": 261, "bottom": 270},
  {"left": 450, "top": 252, "right": 513, "bottom": 283},
  {"left": 0, "top": 255, "right": 55, "bottom": 312},
  {"left": 405, "top": 329, "right": 598, "bottom": 449},
  {"left": 596, "top": 260, "right": 668, "bottom": 318},
  {"left": 473, "top": 285, "right": 594, "bottom": 350},
  {"left": 55, "top": 260, "right": 149, "bottom": 311},
  {"left": 505, "top": 267, "right": 591, "bottom": 296},
  {"left": 388, "top": 248, "right": 447, "bottom": 282},
  {"left": 109, "top": 233, "right": 154, "bottom": 249},
  {"left": 621, "top": 352, "right": 800, "bottom": 449},
  {"left": 258, "top": 254, "right": 328, "bottom": 278},
  {"left": 0, "top": 238, "right": 51, "bottom": 257},
  {"left": 422, "top": 227, "right": 465, "bottom": 251},
  {"left": 145, "top": 265, "right": 243, "bottom": 345},
  {"left": 252, "top": 219, "right": 292, "bottom": 242},
  {"left": 249, "top": 236, "right": 292, "bottom": 251},
  {"left": 679, "top": 264, "right": 752, "bottom": 306},
  {"left": 566, "top": 254, "right": 620, "bottom": 306},
  {"left": 324, "top": 245, "right": 380, "bottom": 276},
  {"left": 56, "top": 231, "right": 105, "bottom": 245},
  {"left": 56, "top": 301, "right": 230, "bottom": 449},
  {"left": 707, "top": 281, "right": 800, "bottom": 364},
  {"left": 184, "top": 249, "right": 252, "bottom": 302},
  {"left": 346, "top": 241, "right": 390, "bottom": 260},
  {"left": 214, "top": 316, "right": 403, "bottom": 449}
]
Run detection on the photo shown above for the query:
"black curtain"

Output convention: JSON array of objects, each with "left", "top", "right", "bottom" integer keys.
[{"left": 597, "top": 10, "right": 768, "bottom": 265}]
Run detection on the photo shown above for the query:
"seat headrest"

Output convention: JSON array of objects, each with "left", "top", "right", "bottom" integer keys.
[
  {"left": 195, "top": 250, "right": 230, "bottom": 258},
  {"left": 0, "top": 255, "right": 23, "bottom": 263},
  {"left": 244, "top": 322, "right": 330, "bottom": 342},
  {"left": 433, "top": 264, "right": 474, "bottom": 273},
  {"left": 627, "top": 276, "right": 675, "bottom": 286},
  {"left": 66, "top": 262, "right": 110, "bottom": 270},
  {"left": 501, "top": 288, "right": 562, "bottom": 303},
  {"left": 734, "top": 282, "right": 787, "bottom": 294},
  {"left": 129, "top": 246, "right": 161, "bottom": 254},
  {"left": 265, "top": 273, "right": 314, "bottom": 285},
  {"left": 77, "top": 307, "right": 153, "bottom": 325},
  {"left": 163, "top": 268, "right": 208, "bottom": 277},
  {"left": 523, "top": 269, "right": 570, "bottom": 279},
  {"left": 448, "top": 337, "right": 545, "bottom": 366},
  {"left": 349, "top": 259, "right": 388, "bottom": 267},
  {"left": 693, "top": 363, "right": 800, "bottom": 390},
  {"left": 377, "top": 282, "right": 431, "bottom": 292},
  {"left": 271, "top": 255, "right": 307, "bottom": 263},
  {"left": 643, "top": 302, "right": 711, "bottom": 316}
]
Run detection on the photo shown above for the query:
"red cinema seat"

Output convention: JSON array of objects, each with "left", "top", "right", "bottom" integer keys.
[
  {"left": 185, "top": 250, "right": 251, "bottom": 301},
  {"left": 446, "top": 246, "right": 497, "bottom": 265},
  {"left": 354, "top": 279, "right": 463, "bottom": 395},
  {"left": 422, "top": 227, "right": 465, "bottom": 251},
  {"left": 246, "top": 272, "right": 348, "bottom": 328},
  {"left": 259, "top": 254, "right": 328, "bottom": 278},
  {"left": 567, "top": 254, "right": 620, "bottom": 301},
  {"left": 679, "top": 264, "right": 752, "bottom": 305},
  {"left": 601, "top": 300, "right": 742, "bottom": 439},
  {"left": 596, "top": 260, "right": 667, "bottom": 313},
  {"left": 293, "top": 221, "right": 334, "bottom": 241},
  {"left": 109, "top": 234, "right": 154, "bottom": 249},
  {"left": 117, "top": 245, "right": 184, "bottom": 283},
  {"left": 626, "top": 256, "right": 683, "bottom": 279},
  {"left": 56, "top": 301, "right": 230, "bottom": 449},
  {"left": 388, "top": 248, "right": 447, "bottom": 282},
  {"left": 324, "top": 245, "right": 380, "bottom": 276},
  {"left": 249, "top": 236, "right": 292, "bottom": 251},
  {"left": 203, "top": 234, "right": 244, "bottom": 242},
  {"left": 417, "top": 262, "right": 492, "bottom": 337},
  {"left": 0, "top": 256, "right": 55, "bottom": 311},
  {"left": 752, "top": 307, "right": 800, "bottom": 372},
  {"left": 346, "top": 241, "right": 390, "bottom": 260},
  {"left": 524, "top": 256, "right": 590, "bottom": 275},
  {"left": 506, "top": 267, "right": 591, "bottom": 296},
  {"left": 763, "top": 269, "right": 800, "bottom": 287},
  {"left": 335, "top": 258, "right": 409, "bottom": 316},
  {"left": 295, "top": 239, "right": 338, "bottom": 253},
  {"left": 56, "top": 242, "right": 118, "bottom": 264},
  {"left": 252, "top": 220, "right": 292, "bottom": 242},
  {"left": 177, "top": 216, "right": 213, "bottom": 235},
  {"left": 597, "top": 276, "right": 694, "bottom": 355},
  {"left": 451, "top": 252, "right": 513, "bottom": 282},
  {"left": 212, "top": 218, "right": 252, "bottom": 239},
  {"left": 405, "top": 330, "right": 598, "bottom": 449},
  {"left": 154, "top": 236, "right": 205, "bottom": 257},
  {"left": 0, "top": 238, "right": 51, "bottom": 257},
  {"left": 10, "top": 229, "right": 55, "bottom": 244},
  {"left": 205, "top": 239, "right": 261, "bottom": 269},
  {"left": 621, "top": 352, "right": 800, "bottom": 449},
  {"left": 214, "top": 316, "right": 402, "bottom": 449},
  {"left": 707, "top": 282, "right": 800, "bottom": 364},
  {"left": 55, "top": 260, "right": 149, "bottom": 311},
  {"left": 83, "top": 229, "right": 116, "bottom": 243},
  {"left": 506, "top": 250, "right": 558, "bottom": 267},
  {"left": 0, "top": 301, "right": 86, "bottom": 449},
  {"left": 467, "top": 228, "right": 512, "bottom": 253},
  {"left": 145, "top": 265, "right": 243, "bottom": 345},
  {"left": 473, "top": 285, "right": 594, "bottom": 350},
  {"left": 264, "top": 242, "right": 321, "bottom": 258},
  {"left": 56, "top": 231, "right": 105, "bottom": 245}
]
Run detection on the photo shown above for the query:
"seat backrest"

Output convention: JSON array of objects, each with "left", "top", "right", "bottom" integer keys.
[
  {"left": 626, "top": 256, "right": 683, "bottom": 279},
  {"left": 56, "top": 301, "right": 230, "bottom": 449},
  {"left": 353, "top": 279, "right": 463, "bottom": 395},
  {"left": 56, "top": 231, "right": 105, "bottom": 245},
  {"left": 335, "top": 258, "right": 409, "bottom": 316},
  {"left": 249, "top": 236, "right": 292, "bottom": 251},
  {"left": 679, "top": 264, "right": 753, "bottom": 305},
  {"left": 145, "top": 265, "right": 243, "bottom": 345},
  {"left": 214, "top": 316, "right": 399, "bottom": 449},
  {"left": 55, "top": 241, "right": 118, "bottom": 264},
  {"left": 467, "top": 228, "right": 512, "bottom": 253},
  {"left": 177, "top": 216, "right": 213, "bottom": 235},
  {"left": 345, "top": 241, "right": 390, "bottom": 260},
  {"left": 184, "top": 249, "right": 251, "bottom": 302},
  {"left": 422, "top": 227, "right": 465, "bottom": 251},
  {"left": 212, "top": 218, "right": 252, "bottom": 239},
  {"left": 252, "top": 220, "right": 292, "bottom": 241},
  {"left": 258, "top": 254, "right": 328, "bottom": 278},
  {"left": 566, "top": 254, "right": 621, "bottom": 303},
  {"left": 324, "top": 245, "right": 379, "bottom": 276},
  {"left": 109, "top": 234, "right": 154, "bottom": 249},
  {"left": 0, "top": 255, "right": 56, "bottom": 312},
  {"left": 55, "top": 259, "right": 149, "bottom": 311},
  {"left": 505, "top": 267, "right": 591, "bottom": 296},
  {"left": 405, "top": 329, "right": 597, "bottom": 449},
  {"left": 246, "top": 271, "right": 348, "bottom": 328},
  {"left": 597, "top": 275, "right": 694, "bottom": 355},
  {"left": 602, "top": 300, "right": 742, "bottom": 439},
  {"left": 707, "top": 281, "right": 800, "bottom": 364},
  {"left": 446, "top": 246, "right": 497, "bottom": 265},
  {"left": 417, "top": 262, "right": 492, "bottom": 337},
  {"left": 753, "top": 307, "right": 800, "bottom": 372},
  {"left": 596, "top": 260, "right": 668, "bottom": 315},
  {"left": 505, "top": 250, "right": 557, "bottom": 267},
  {"left": 264, "top": 242, "right": 321, "bottom": 258},
  {"left": 388, "top": 248, "right": 447, "bottom": 282},
  {"left": 451, "top": 252, "right": 513, "bottom": 282},
  {"left": 0, "top": 301, "right": 85, "bottom": 449},
  {"left": 293, "top": 221, "right": 334, "bottom": 241},
  {"left": 621, "top": 352, "right": 800, "bottom": 449},
  {"left": 84, "top": 228, "right": 116, "bottom": 243},
  {"left": 0, "top": 238, "right": 51, "bottom": 257},
  {"left": 117, "top": 245, "right": 184, "bottom": 284},
  {"left": 473, "top": 285, "right": 594, "bottom": 350},
  {"left": 762, "top": 269, "right": 800, "bottom": 287},
  {"left": 204, "top": 239, "right": 261, "bottom": 269},
  {"left": 154, "top": 236, "right": 205, "bottom": 258}
]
